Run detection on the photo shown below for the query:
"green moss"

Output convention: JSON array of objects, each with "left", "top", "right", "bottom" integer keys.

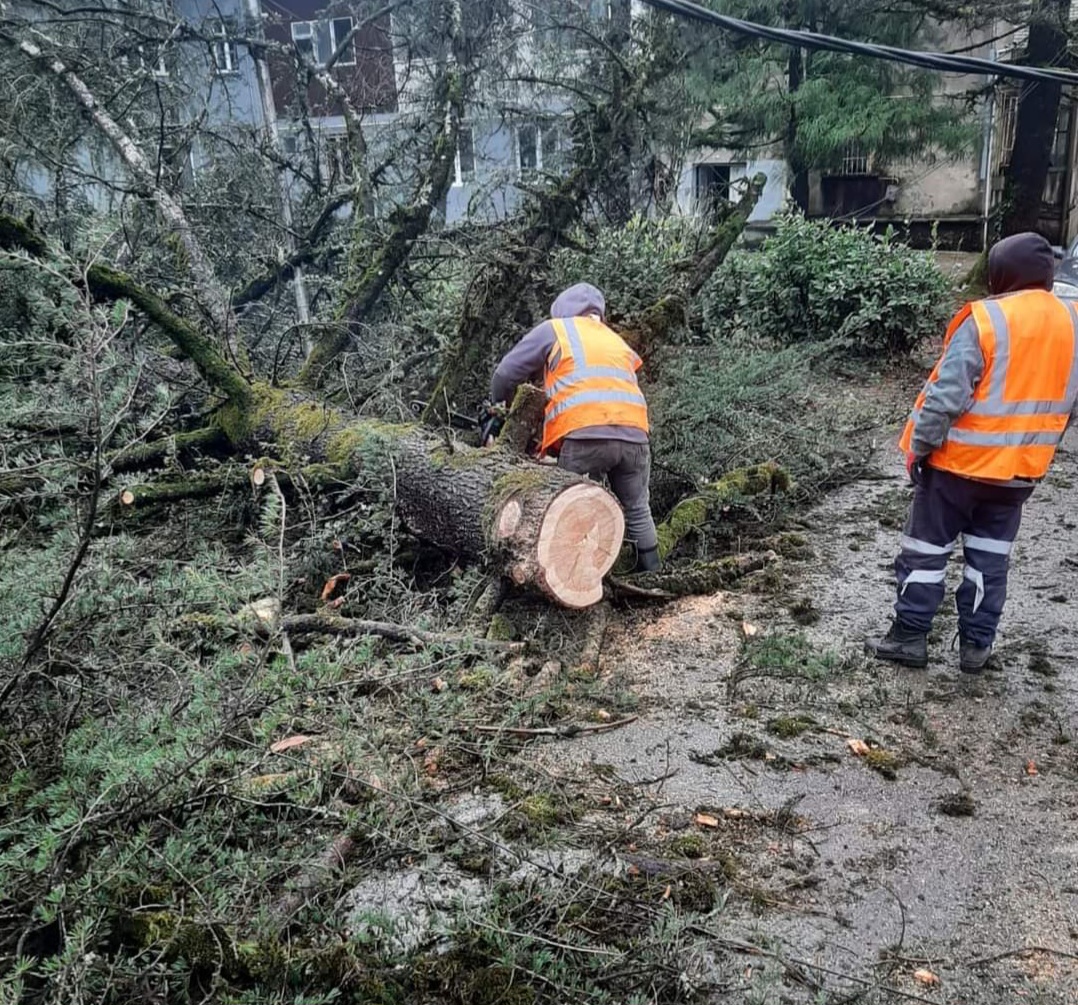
[
  {"left": 655, "top": 462, "right": 789, "bottom": 559},
  {"left": 324, "top": 421, "right": 409, "bottom": 468},
  {"left": 864, "top": 749, "right": 901, "bottom": 780},
  {"left": 520, "top": 793, "right": 562, "bottom": 827},
  {"left": 486, "top": 613, "right": 517, "bottom": 642},
  {"left": 766, "top": 715, "right": 816, "bottom": 738},
  {"left": 123, "top": 911, "right": 240, "bottom": 975},
  {"left": 656, "top": 495, "right": 708, "bottom": 559},
  {"left": 668, "top": 833, "right": 707, "bottom": 859},
  {"left": 770, "top": 532, "right": 814, "bottom": 560}
]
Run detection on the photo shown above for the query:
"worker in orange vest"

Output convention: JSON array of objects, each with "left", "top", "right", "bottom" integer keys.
[
  {"left": 867, "top": 232, "right": 1078, "bottom": 673},
  {"left": 490, "top": 282, "right": 660, "bottom": 571}
]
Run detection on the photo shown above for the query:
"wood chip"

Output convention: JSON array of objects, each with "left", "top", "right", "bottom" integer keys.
[
  {"left": 741, "top": 621, "right": 760, "bottom": 638},
  {"left": 270, "top": 734, "right": 313, "bottom": 754},
  {"left": 694, "top": 812, "right": 720, "bottom": 828},
  {"left": 321, "top": 572, "right": 351, "bottom": 601},
  {"left": 913, "top": 969, "right": 940, "bottom": 987},
  {"left": 847, "top": 738, "right": 871, "bottom": 757},
  {"left": 595, "top": 709, "right": 612, "bottom": 722}
]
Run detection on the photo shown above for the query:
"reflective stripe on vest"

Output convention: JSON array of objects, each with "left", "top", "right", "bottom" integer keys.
[
  {"left": 899, "top": 291, "right": 1078, "bottom": 481},
  {"left": 541, "top": 317, "right": 648, "bottom": 453}
]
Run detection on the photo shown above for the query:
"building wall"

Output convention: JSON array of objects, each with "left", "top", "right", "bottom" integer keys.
[{"left": 672, "top": 154, "right": 788, "bottom": 224}]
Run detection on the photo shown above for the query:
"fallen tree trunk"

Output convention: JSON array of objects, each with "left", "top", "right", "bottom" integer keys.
[{"left": 394, "top": 437, "right": 624, "bottom": 608}]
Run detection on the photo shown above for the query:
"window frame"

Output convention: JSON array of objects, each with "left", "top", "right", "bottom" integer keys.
[
  {"left": 210, "top": 22, "right": 239, "bottom": 76},
  {"left": 517, "top": 120, "right": 566, "bottom": 178},
  {"left": 291, "top": 15, "right": 357, "bottom": 69}
]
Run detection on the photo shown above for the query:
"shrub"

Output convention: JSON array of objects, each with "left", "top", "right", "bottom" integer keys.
[
  {"left": 702, "top": 215, "right": 952, "bottom": 354},
  {"left": 548, "top": 215, "right": 708, "bottom": 323}
]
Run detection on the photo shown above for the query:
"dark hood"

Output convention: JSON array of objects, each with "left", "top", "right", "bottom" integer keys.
[
  {"left": 988, "top": 232, "right": 1055, "bottom": 295},
  {"left": 551, "top": 283, "right": 606, "bottom": 320}
]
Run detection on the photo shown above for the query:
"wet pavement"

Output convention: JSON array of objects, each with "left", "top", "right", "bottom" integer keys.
[{"left": 545, "top": 433, "right": 1078, "bottom": 1003}]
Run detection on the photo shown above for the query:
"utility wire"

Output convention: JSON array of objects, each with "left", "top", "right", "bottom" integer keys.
[{"left": 637, "top": 0, "right": 1078, "bottom": 86}]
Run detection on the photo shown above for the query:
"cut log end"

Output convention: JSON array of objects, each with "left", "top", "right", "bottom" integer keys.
[
  {"left": 496, "top": 498, "right": 523, "bottom": 539},
  {"left": 536, "top": 483, "right": 624, "bottom": 608},
  {"left": 120, "top": 489, "right": 136, "bottom": 506}
]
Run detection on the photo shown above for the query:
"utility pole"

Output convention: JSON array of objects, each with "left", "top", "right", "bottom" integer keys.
[{"left": 242, "top": 0, "right": 312, "bottom": 346}]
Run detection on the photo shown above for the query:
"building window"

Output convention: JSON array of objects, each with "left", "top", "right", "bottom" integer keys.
[
  {"left": 841, "top": 144, "right": 869, "bottom": 175},
  {"left": 518, "top": 121, "right": 566, "bottom": 178},
  {"left": 291, "top": 17, "right": 356, "bottom": 68},
  {"left": 211, "top": 23, "right": 239, "bottom": 75},
  {"left": 454, "top": 126, "right": 475, "bottom": 186},
  {"left": 694, "top": 163, "right": 731, "bottom": 217}
]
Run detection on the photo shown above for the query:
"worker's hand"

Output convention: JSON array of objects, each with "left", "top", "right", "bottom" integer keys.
[{"left": 905, "top": 452, "right": 924, "bottom": 485}]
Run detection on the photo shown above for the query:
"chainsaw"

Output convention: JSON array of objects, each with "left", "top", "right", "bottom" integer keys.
[{"left": 410, "top": 400, "right": 505, "bottom": 443}]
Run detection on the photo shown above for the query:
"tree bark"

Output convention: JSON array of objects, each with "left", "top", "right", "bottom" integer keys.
[
  {"left": 785, "top": 62, "right": 810, "bottom": 212},
  {"left": 600, "top": 0, "right": 635, "bottom": 226},
  {"left": 999, "top": 0, "right": 1069, "bottom": 238}
]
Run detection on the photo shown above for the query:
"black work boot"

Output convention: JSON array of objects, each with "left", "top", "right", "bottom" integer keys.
[
  {"left": 635, "top": 547, "right": 661, "bottom": 573},
  {"left": 959, "top": 640, "right": 992, "bottom": 675},
  {"left": 865, "top": 621, "right": 929, "bottom": 669}
]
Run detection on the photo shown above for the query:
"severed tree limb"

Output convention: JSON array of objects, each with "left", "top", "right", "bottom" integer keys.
[
  {"left": 108, "top": 427, "right": 228, "bottom": 475},
  {"left": 280, "top": 613, "right": 525, "bottom": 652},
  {"left": 7, "top": 33, "right": 238, "bottom": 347},
  {"left": 685, "top": 172, "right": 766, "bottom": 298},
  {"left": 608, "top": 552, "right": 777, "bottom": 601},
  {"left": 575, "top": 601, "right": 611, "bottom": 673},
  {"left": 494, "top": 383, "right": 546, "bottom": 454},
  {"left": 469, "top": 715, "right": 638, "bottom": 738},
  {"left": 655, "top": 462, "right": 789, "bottom": 560},
  {"left": 116, "top": 470, "right": 249, "bottom": 509},
  {"left": 620, "top": 173, "right": 766, "bottom": 363}
]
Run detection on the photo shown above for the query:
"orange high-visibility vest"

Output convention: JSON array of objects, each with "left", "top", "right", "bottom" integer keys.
[
  {"left": 900, "top": 289, "right": 1078, "bottom": 481},
  {"left": 540, "top": 316, "right": 649, "bottom": 454}
]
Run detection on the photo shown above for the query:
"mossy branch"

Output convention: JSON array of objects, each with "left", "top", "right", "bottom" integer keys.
[
  {"left": 86, "top": 264, "right": 252, "bottom": 411},
  {"left": 656, "top": 462, "right": 790, "bottom": 560},
  {"left": 108, "top": 427, "right": 228, "bottom": 475},
  {"left": 610, "top": 552, "right": 777, "bottom": 600},
  {"left": 685, "top": 172, "right": 766, "bottom": 298}
]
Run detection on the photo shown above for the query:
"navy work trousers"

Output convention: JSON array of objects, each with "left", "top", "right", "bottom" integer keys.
[{"left": 894, "top": 466, "right": 1033, "bottom": 647}]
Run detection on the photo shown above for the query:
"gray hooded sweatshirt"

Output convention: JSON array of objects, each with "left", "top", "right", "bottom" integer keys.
[
  {"left": 909, "top": 232, "right": 1068, "bottom": 476},
  {"left": 490, "top": 282, "right": 648, "bottom": 443}
]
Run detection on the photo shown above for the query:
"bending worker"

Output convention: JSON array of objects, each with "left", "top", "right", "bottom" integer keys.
[
  {"left": 867, "top": 232, "right": 1078, "bottom": 674},
  {"left": 490, "top": 282, "right": 661, "bottom": 572}
]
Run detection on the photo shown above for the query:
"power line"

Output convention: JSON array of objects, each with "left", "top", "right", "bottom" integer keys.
[{"left": 637, "top": 0, "right": 1078, "bottom": 86}]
